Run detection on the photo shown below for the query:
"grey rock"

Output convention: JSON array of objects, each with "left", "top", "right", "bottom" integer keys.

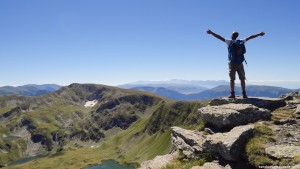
[
  {"left": 295, "top": 104, "right": 300, "bottom": 115},
  {"left": 274, "top": 119, "right": 297, "bottom": 125},
  {"left": 191, "top": 161, "right": 231, "bottom": 169},
  {"left": 139, "top": 153, "right": 178, "bottom": 169},
  {"left": 171, "top": 124, "right": 254, "bottom": 161},
  {"left": 198, "top": 104, "right": 270, "bottom": 129},
  {"left": 204, "top": 124, "right": 254, "bottom": 161},
  {"left": 280, "top": 92, "right": 300, "bottom": 100},
  {"left": 292, "top": 164, "right": 300, "bottom": 169},
  {"left": 209, "top": 97, "right": 286, "bottom": 111},
  {"left": 265, "top": 145, "right": 300, "bottom": 159},
  {"left": 171, "top": 127, "right": 206, "bottom": 158},
  {"left": 204, "top": 128, "right": 215, "bottom": 135}
]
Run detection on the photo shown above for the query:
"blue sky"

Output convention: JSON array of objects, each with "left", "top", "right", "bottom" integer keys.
[{"left": 1, "top": 0, "right": 300, "bottom": 88}]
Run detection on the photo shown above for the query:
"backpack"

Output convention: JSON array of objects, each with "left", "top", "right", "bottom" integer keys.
[{"left": 228, "top": 40, "right": 247, "bottom": 64}]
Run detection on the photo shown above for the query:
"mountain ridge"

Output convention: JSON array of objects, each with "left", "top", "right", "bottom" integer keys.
[
  {"left": 0, "top": 83, "right": 206, "bottom": 168},
  {"left": 130, "top": 85, "right": 295, "bottom": 101},
  {"left": 0, "top": 84, "right": 61, "bottom": 96}
]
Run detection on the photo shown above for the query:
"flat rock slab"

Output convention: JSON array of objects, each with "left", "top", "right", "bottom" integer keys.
[
  {"left": 198, "top": 104, "right": 270, "bottom": 129},
  {"left": 171, "top": 124, "right": 254, "bottom": 161},
  {"left": 265, "top": 145, "right": 300, "bottom": 159},
  {"left": 209, "top": 97, "right": 286, "bottom": 111}
]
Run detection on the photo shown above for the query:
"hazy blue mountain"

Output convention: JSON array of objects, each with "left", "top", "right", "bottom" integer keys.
[
  {"left": 188, "top": 85, "right": 295, "bottom": 100},
  {"left": 130, "top": 85, "right": 294, "bottom": 100},
  {"left": 119, "top": 79, "right": 227, "bottom": 89},
  {"left": 0, "top": 84, "right": 61, "bottom": 96},
  {"left": 24, "top": 84, "right": 61, "bottom": 91},
  {"left": 130, "top": 86, "right": 189, "bottom": 100}
]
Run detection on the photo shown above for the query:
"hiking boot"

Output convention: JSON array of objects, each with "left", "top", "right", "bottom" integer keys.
[
  {"left": 242, "top": 91, "right": 248, "bottom": 99},
  {"left": 228, "top": 91, "right": 235, "bottom": 98}
]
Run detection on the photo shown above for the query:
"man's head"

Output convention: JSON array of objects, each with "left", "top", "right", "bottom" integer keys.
[{"left": 231, "top": 31, "right": 239, "bottom": 40}]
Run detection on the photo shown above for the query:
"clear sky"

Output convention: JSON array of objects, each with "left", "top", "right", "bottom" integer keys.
[{"left": 1, "top": 0, "right": 300, "bottom": 87}]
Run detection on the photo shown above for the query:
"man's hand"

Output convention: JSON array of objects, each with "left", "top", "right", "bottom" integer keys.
[
  {"left": 259, "top": 32, "right": 265, "bottom": 36},
  {"left": 246, "top": 32, "right": 265, "bottom": 41},
  {"left": 206, "top": 29, "right": 225, "bottom": 42}
]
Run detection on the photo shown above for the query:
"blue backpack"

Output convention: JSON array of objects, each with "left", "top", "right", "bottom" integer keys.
[{"left": 228, "top": 40, "right": 247, "bottom": 64}]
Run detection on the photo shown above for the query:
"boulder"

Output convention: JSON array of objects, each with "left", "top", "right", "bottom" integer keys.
[
  {"left": 204, "top": 124, "right": 254, "bottom": 161},
  {"left": 292, "top": 164, "right": 300, "bottom": 169},
  {"left": 280, "top": 91, "right": 300, "bottom": 100},
  {"left": 171, "top": 124, "right": 254, "bottom": 161},
  {"left": 198, "top": 104, "right": 270, "bottom": 129},
  {"left": 209, "top": 97, "right": 286, "bottom": 111},
  {"left": 274, "top": 119, "right": 297, "bottom": 125},
  {"left": 191, "top": 161, "right": 231, "bottom": 169},
  {"left": 171, "top": 127, "right": 206, "bottom": 158},
  {"left": 265, "top": 145, "right": 300, "bottom": 159},
  {"left": 139, "top": 153, "right": 177, "bottom": 169},
  {"left": 295, "top": 104, "right": 300, "bottom": 116}
]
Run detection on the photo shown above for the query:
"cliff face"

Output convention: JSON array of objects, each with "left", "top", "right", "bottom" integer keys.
[{"left": 140, "top": 92, "right": 300, "bottom": 169}]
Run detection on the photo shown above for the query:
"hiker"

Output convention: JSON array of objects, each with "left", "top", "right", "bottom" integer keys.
[{"left": 207, "top": 29, "right": 265, "bottom": 98}]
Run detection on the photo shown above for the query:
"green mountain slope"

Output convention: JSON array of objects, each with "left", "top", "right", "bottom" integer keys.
[{"left": 0, "top": 83, "right": 207, "bottom": 168}]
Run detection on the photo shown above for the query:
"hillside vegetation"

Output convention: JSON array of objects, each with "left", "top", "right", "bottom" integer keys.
[{"left": 0, "top": 83, "right": 207, "bottom": 168}]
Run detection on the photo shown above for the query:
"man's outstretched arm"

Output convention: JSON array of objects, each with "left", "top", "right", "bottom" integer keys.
[
  {"left": 207, "top": 29, "right": 225, "bottom": 42},
  {"left": 246, "top": 32, "right": 265, "bottom": 41}
]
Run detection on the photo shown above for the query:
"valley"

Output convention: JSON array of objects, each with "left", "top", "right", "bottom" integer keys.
[{"left": 0, "top": 84, "right": 206, "bottom": 168}]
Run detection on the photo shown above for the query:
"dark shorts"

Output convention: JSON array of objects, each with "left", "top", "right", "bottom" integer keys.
[{"left": 229, "top": 63, "right": 246, "bottom": 80}]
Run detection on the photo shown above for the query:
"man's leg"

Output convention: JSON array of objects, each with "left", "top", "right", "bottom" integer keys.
[
  {"left": 237, "top": 64, "right": 248, "bottom": 98},
  {"left": 228, "top": 63, "right": 236, "bottom": 98},
  {"left": 229, "top": 79, "right": 235, "bottom": 98},
  {"left": 230, "top": 80, "right": 235, "bottom": 93},
  {"left": 241, "top": 79, "right": 246, "bottom": 91}
]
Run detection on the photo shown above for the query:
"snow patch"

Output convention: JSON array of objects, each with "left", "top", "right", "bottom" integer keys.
[{"left": 84, "top": 100, "right": 98, "bottom": 108}]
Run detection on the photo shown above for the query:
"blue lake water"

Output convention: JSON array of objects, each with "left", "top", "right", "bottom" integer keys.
[
  {"left": 9, "top": 155, "right": 45, "bottom": 166},
  {"left": 3, "top": 135, "right": 20, "bottom": 141},
  {"left": 85, "top": 160, "right": 135, "bottom": 169}
]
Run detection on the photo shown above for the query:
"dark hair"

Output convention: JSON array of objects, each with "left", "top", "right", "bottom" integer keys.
[{"left": 231, "top": 32, "right": 239, "bottom": 40}]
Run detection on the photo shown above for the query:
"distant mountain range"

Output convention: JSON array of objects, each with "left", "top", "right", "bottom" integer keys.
[
  {"left": 0, "top": 84, "right": 61, "bottom": 96},
  {"left": 129, "top": 85, "right": 295, "bottom": 100},
  {"left": 120, "top": 80, "right": 299, "bottom": 100},
  {"left": 119, "top": 80, "right": 229, "bottom": 94}
]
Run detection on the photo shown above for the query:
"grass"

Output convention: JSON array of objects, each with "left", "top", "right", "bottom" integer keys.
[
  {"left": 271, "top": 108, "right": 294, "bottom": 122},
  {"left": 0, "top": 84, "right": 209, "bottom": 168},
  {"left": 0, "top": 137, "right": 27, "bottom": 167},
  {"left": 246, "top": 124, "right": 276, "bottom": 167},
  {"left": 0, "top": 107, "right": 13, "bottom": 116},
  {"left": 161, "top": 151, "right": 212, "bottom": 169},
  {"left": 7, "top": 117, "right": 172, "bottom": 169},
  {"left": 246, "top": 124, "right": 300, "bottom": 167}
]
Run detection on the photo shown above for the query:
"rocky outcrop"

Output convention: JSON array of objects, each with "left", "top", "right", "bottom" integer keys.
[
  {"left": 209, "top": 97, "right": 286, "bottom": 111},
  {"left": 171, "top": 127, "right": 206, "bottom": 158},
  {"left": 191, "top": 161, "right": 231, "bottom": 169},
  {"left": 204, "top": 124, "right": 254, "bottom": 161},
  {"left": 171, "top": 124, "right": 254, "bottom": 161},
  {"left": 295, "top": 104, "right": 300, "bottom": 117},
  {"left": 265, "top": 145, "right": 300, "bottom": 159},
  {"left": 198, "top": 104, "right": 270, "bottom": 129},
  {"left": 139, "top": 93, "right": 300, "bottom": 169},
  {"left": 139, "top": 153, "right": 178, "bottom": 169}
]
